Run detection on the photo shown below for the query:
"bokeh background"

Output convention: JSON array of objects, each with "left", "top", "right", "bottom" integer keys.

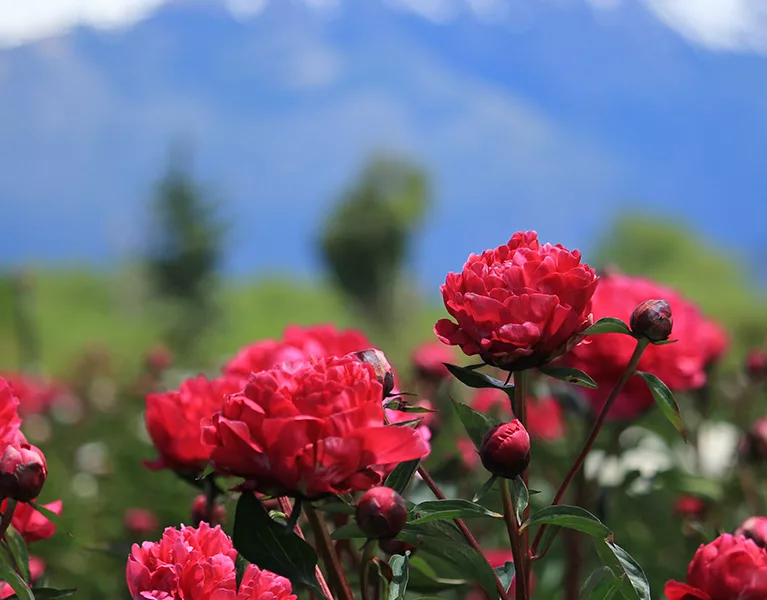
[{"left": 2, "top": 0, "right": 767, "bottom": 598}]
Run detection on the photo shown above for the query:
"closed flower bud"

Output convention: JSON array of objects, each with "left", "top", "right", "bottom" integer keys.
[
  {"left": 191, "top": 494, "right": 227, "bottom": 526},
  {"left": 630, "top": 299, "right": 673, "bottom": 342},
  {"left": 0, "top": 442, "right": 47, "bottom": 502},
  {"left": 354, "top": 349, "right": 395, "bottom": 397},
  {"left": 355, "top": 486, "right": 407, "bottom": 539},
  {"left": 479, "top": 421, "right": 531, "bottom": 480},
  {"left": 746, "top": 350, "right": 767, "bottom": 379},
  {"left": 736, "top": 517, "right": 767, "bottom": 549},
  {"left": 379, "top": 538, "right": 416, "bottom": 556}
]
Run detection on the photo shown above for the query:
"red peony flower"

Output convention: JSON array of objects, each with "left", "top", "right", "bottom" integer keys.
[
  {"left": 566, "top": 274, "right": 724, "bottom": 421},
  {"left": 411, "top": 341, "right": 455, "bottom": 382},
  {"left": 203, "top": 354, "right": 430, "bottom": 499},
  {"left": 1, "top": 498, "right": 62, "bottom": 543},
  {"left": 124, "top": 508, "right": 160, "bottom": 536},
  {"left": 223, "top": 324, "right": 373, "bottom": 381},
  {"left": 700, "top": 320, "right": 729, "bottom": 366},
  {"left": 435, "top": 231, "right": 598, "bottom": 371},
  {"left": 736, "top": 517, "right": 767, "bottom": 549},
  {"left": 471, "top": 388, "right": 565, "bottom": 442},
  {"left": 665, "top": 533, "right": 767, "bottom": 600},
  {"left": 0, "top": 377, "right": 24, "bottom": 447},
  {"left": 144, "top": 376, "right": 240, "bottom": 472},
  {"left": 1, "top": 373, "right": 64, "bottom": 418},
  {"left": 126, "top": 523, "right": 296, "bottom": 600}
]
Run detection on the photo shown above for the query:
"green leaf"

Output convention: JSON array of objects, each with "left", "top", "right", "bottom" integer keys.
[
  {"left": 511, "top": 477, "right": 529, "bottom": 526},
  {"left": 388, "top": 553, "right": 410, "bottom": 600},
  {"left": 384, "top": 399, "right": 438, "bottom": 413},
  {"left": 408, "top": 557, "right": 468, "bottom": 593},
  {"left": 4, "top": 526, "right": 30, "bottom": 581},
  {"left": 396, "top": 520, "right": 497, "bottom": 598},
  {"left": 594, "top": 541, "right": 651, "bottom": 600},
  {"left": 580, "top": 567, "right": 620, "bottom": 600},
  {"left": 7, "top": 590, "right": 77, "bottom": 599},
  {"left": 330, "top": 522, "right": 367, "bottom": 540},
  {"left": 0, "top": 559, "right": 33, "bottom": 600},
  {"left": 635, "top": 371, "right": 687, "bottom": 441},
  {"left": 232, "top": 492, "right": 319, "bottom": 590},
  {"left": 538, "top": 365, "right": 598, "bottom": 389},
  {"left": 583, "top": 318, "right": 632, "bottom": 336},
  {"left": 27, "top": 503, "right": 71, "bottom": 538},
  {"left": 385, "top": 458, "right": 421, "bottom": 495},
  {"left": 451, "top": 398, "right": 499, "bottom": 449},
  {"left": 196, "top": 463, "right": 215, "bottom": 480},
  {"left": 407, "top": 500, "right": 503, "bottom": 525},
  {"left": 444, "top": 363, "right": 513, "bottom": 390},
  {"left": 494, "top": 561, "right": 516, "bottom": 593},
  {"left": 521, "top": 505, "right": 611, "bottom": 538},
  {"left": 652, "top": 339, "right": 677, "bottom": 346},
  {"left": 315, "top": 502, "right": 355, "bottom": 516},
  {"left": 472, "top": 476, "right": 498, "bottom": 503}
]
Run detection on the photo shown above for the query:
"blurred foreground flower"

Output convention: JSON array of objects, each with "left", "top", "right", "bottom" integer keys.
[
  {"left": 204, "top": 353, "right": 429, "bottom": 498},
  {"left": 1, "top": 372, "right": 66, "bottom": 418},
  {"left": 435, "top": 230, "right": 598, "bottom": 371},
  {"left": 411, "top": 341, "right": 454, "bottom": 383},
  {"left": 126, "top": 523, "right": 296, "bottom": 600},
  {"left": 665, "top": 533, "right": 767, "bottom": 599},
  {"left": 737, "top": 517, "right": 767, "bottom": 549},
  {"left": 567, "top": 274, "right": 727, "bottom": 420},
  {"left": 191, "top": 494, "right": 226, "bottom": 527}
]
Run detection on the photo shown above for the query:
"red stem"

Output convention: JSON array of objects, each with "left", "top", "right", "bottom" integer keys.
[
  {"left": 501, "top": 480, "right": 529, "bottom": 600},
  {"left": 531, "top": 338, "right": 648, "bottom": 557},
  {"left": 512, "top": 370, "right": 531, "bottom": 594},
  {"left": 305, "top": 503, "right": 356, "bottom": 600}
]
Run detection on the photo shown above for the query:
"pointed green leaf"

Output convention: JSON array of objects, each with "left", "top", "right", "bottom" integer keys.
[
  {"left": 408, "top": 556, "right": 468, "bottom": 593},
  {"left": 583, "top": 318, "right": 632, "bottom": 336},
  {"left": 538, "top": 365, "right": 598, "bottom": 389},
  {"left": 652, "top": 339, "right": 677, "bottom": 346},
  {"left": 407, "top": 500, "right": 502, "bottom": 525},
  {"left": 388, "top": 554, "right": 410, "bottom": 600},
  {"left": 594, "top": 541, "right": 651, "bottom": 600},
  {"left": 232, "top": 492, "right": 319, "bottom": 590},
  {"left": 444, "top": 363, "right": 514, "bottom": 390},
  {"left": 4, "top": 526, "right": 30, "bottom": 581},
  {"left": 0, "top": 560, "right": 33, "bottom": 600},
  {"left": 330, "top": 522, "right": 367, "bottom": 540},
  {"left": 472, "top": 476, "right": 498, "bottom": 503},
  {"left": 521, "top": 505, "right": 611, "bottom": 538},
  {"left": 396, "top": 520, "right": 497, "bottom": 598},
  {"left": 27, "top": 503, "right": 71, "bottom": 538},
  {"left": 494, "top": 561, "right": 516, "bottom": 593},
  {"left": 451, "top": 398, "right": 499, "bottom": 449},
  {"left": 384, "top": 399, "right": 438, "bottom": 413},
  {"left": 635, "top": 371, "right": 687, "bottom": 441},
  {"left": 315, "top": 502, "right": 355, "bottom": 516},
  {"left": 7, "top": 590, "right": 77, "bottom": 599},
  {"left": 511, "top": 477, "right": 529, "bottom": 526},
  {"left": 385, "top": 459, "right": 421, "bottom": 495},
  {"left": 580, "top": 567, "right": 620, "bottom": 600}
]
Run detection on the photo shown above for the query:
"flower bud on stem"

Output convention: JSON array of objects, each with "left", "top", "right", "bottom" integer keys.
[{"left": 531, "top": 338, "right": 649, "bottom": 560}]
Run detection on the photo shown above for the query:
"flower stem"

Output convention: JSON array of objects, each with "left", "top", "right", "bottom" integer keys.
[
  {"left": 360, "top": 542, "right": 375, "bottom": 600},
  {"left": 0, "top": 499, "right": 17, "bottom": 539},
  {"left": 279, "top": 498, "right": 333, "bottom": 600},
  {"left": 512, "top": 370, "right": 531, "bottom": 593},
  {"left": 531, "top": 338, "right": 649, "bottom": 557},
  {"left": 501, "top": 479, "right": 529, "bottom": 600},
  {"left": 305, "top": 503, "right": 355, "bottom": 600},
  {"left": 417, "top": 465, "right": 510, "bottom": 600}
]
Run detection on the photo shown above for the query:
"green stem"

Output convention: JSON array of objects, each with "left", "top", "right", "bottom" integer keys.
[
  {"left": 501, "top": 480, "right": 529, "bottom": 600},
  {"left": 305, "top": 503, "right": 355, "bottom": 600},
  {"left": 513, "top": 370, "right": 531, "bottom": 593},
  {"left": 531, "top": 338, "right": 649, "bottom": 558},
  {"left": 360, "top": 542, "right": 376, "bottom": 600},
  {"left": 0, "top": 499, "right": 17, "bottom": 539}
]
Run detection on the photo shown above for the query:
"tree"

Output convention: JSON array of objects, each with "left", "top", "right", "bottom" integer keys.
[
  {"left": 146, "top": 147, "right": 226, "bottom": 360},
  {"left": 319, "top": 155, "right": 430, "bottom": 331}
]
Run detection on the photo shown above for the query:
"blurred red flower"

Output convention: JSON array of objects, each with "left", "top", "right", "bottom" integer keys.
[
  {"left": 435, "top": 231, "right": 598, "bottom": 371},
  {"left": 411, "top": 341, "right": 455, "bottom": 381},
  {"left": 204, "top": 354, "right": 430, "bottom": 499},
  {"left": 126, "top": 523, "right": 296, "bottom": 600},
  {"left": 1, "top": 373, "right": 65, "bottom": 418},
  {"left": 1, "top": 498, "right": 62, "bottom": 543},
  {"left": 0, "top": 378, "right": 24, "bottom": 447},
  {"left": 566, "top": 274, "right": 726, "bottom": 420},
  {"left": 665, "top": 533, "right": 767, "bottom": 599},
  {"left": 673, "top": 495, "right": 706, "bottom": 520},
  {"left": 144, "top": 375, "right": 240, "bottom": 472},
  {"left": 223, "top": 324, "right": 372, "bottom": 381},
  {"left": 471, "top": 388, "right": 565, "bottom": 442},
  {"left": 124, "top": 508, "right": 160, "bottom": 536}
]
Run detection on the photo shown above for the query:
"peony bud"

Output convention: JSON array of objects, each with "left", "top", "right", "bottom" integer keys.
[
  {"left": 123, "top": 508, "right": 159, "bottom": 536},
  {"left": 354, "top": 349, "right": 395, "bottom": 397},
  {"left": 191, "top": 494, "right": 226, "bottom": 526},
  {"left": 479, "top": 421, "right": 531, "bottom": 480},
  {"left": 355, "top": 486, "right": 407, "bottom": 539},
  {"left": 746, "top": 350, "right": 767, "bottom": 379},
  {"left": 0, "top": 442, "right": 47, "bottom": 502},
  {"left": 630, "top": 299, "right": 673, "bottom": 342},
  {"left": 673, "top": 495, "right": 706, "bottom": 520},
  {"left": 379, "top": 538, "right": 416, "bottom": 556},
  {"left": 736, "top": 517, "right": 767, "bottom": 549}
]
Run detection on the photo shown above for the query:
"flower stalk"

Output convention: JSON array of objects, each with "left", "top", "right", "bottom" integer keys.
[
  {"left": 305, "top": 503, "right": 355, "bottom": 600},
  {"left": 501, "top": 479, "right": 529, "bottom": 600}
]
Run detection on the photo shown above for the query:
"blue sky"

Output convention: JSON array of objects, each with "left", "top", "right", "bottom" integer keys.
[{"left": 1, "top": 0, "right": 766, "bottom": 289}]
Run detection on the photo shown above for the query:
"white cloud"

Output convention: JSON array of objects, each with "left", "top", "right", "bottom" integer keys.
[
  {"left": 643, "top": 0, "right": 767, "bottom": 53},
  {"left": 225, "top": 0, "right": 268, "bottom": 20}
]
